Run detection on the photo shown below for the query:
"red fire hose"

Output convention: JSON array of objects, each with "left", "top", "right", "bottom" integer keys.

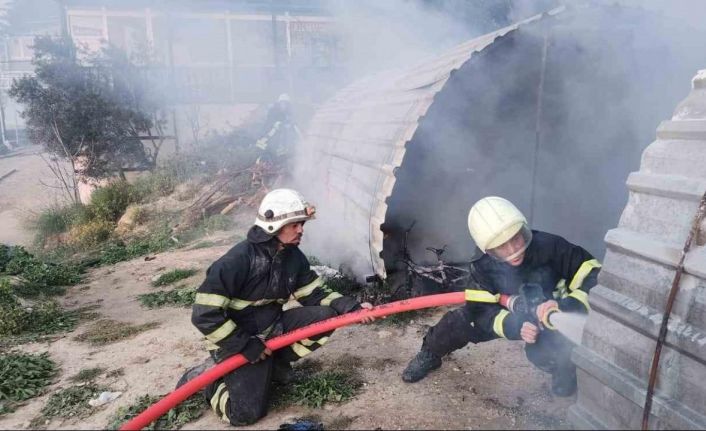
[{"left": 120, "top": 292, "right": 466, "bottom": 430}]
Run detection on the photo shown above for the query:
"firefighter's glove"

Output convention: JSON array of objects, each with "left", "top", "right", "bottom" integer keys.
[
  {"left": 536, "top": 300, "right": 560, "bottom": 328},
  {"left": 241, "top": 337, "right": 270, "bottom": 363},
  {"left": 521, "top": 322, "right": 539, "bottom": 344}
]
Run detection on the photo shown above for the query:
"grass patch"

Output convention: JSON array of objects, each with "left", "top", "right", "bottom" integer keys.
[
  {"left": 69, "top": 367, "right": 105, "bottom": 383},
  {"left": 0, "top": 352, "right": 57, "bottom": 415},
  {"left": 75, "top": 319, "right": 159, "bottom": 346},
  {"left": 187, "top": 240, "right": 217, "bottom": 250},
  {"left": 138, "top": 286, "right": 196, "bottom": 309},
  {"left": 151, "top": 269, "right": 197, "bottom": 287},
  {"left": 107, "top": 394, "right": 206, "bottom": 430},
  {"left": 32, "top": 383, "right": 110, "bottom": 425},
  {"left": 272, "top": 364, "right": 362, "bottom": 409}
]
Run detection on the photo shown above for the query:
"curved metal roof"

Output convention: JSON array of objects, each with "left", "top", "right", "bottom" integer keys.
[{"left": 296, "top": 7, "right": 563, "bottom": 278}]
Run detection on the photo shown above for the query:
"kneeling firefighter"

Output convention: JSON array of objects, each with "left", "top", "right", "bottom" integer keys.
[
  {"left": 178, "top": 189, "right": 374, "bottom": 425},
  {"left": 402, "top": 196, "right": 600, "bottom": 396}
]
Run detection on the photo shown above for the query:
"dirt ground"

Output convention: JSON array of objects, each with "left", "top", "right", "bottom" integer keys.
[{"left": 0, "top": 216, "right": 573, "bottom": 430}]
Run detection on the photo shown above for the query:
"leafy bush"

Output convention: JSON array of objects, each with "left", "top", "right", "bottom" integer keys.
[
  {"left": 107, "top": 394, "right": 206, "bottom": 430},
  {"left": 0, "top": 351, "right": 57, "bottom": 414},
  {"left": 67, "top": 219, "right": 115, "bottom": 248},
  {"left": 90, "top": 181, "right": 141, "bottom": 222},
  {"left": 151, "top": 269, "right": 197, "bottom": 287},
  {"left": 0, "top": 280, "right": 82, "bottom": 338},
  {"left": 132, "top": 171, "right": 176, "bottom": 199},
  {"left": 0, "top": 244, "right": 82, "bottom": 297},
  {"left": 138, "top": 287, "right": 196, "bottom": 309}
]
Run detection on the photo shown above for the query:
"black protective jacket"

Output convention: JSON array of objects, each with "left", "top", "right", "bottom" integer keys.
[
  {"left": 191, "top": 226, "right": 360, "bottom": 362},
  {"left": 465, "top": 230, "right": 601, "bottom": 341}
]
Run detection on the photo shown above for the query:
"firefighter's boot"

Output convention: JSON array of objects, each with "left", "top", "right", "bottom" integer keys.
[
  {"left": 551, "top": 364, "right": 577, "bottom": 397},
  {"left": 272, "top": 359, "right": 294, "bottom": 385},
  {"left": 176, "top": 357, "right": 215, "bottom": 394},
  {"left": 402, "top": 348, "right": 442, "bottom": 383}
]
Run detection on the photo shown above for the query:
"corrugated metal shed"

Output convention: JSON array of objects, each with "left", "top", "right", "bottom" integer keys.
[
  {"left": 296, "top": 8, "right": 562, "bottom": 278},
  {"left": 569, "top": 70, "right": 706, "bottom": 429}
]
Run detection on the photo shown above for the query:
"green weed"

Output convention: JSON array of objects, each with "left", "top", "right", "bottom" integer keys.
[
  {"left": 138, "top": 287, "right": 196, "bottom": 309},
  {"left": 107, "top": 394, "right": 206, "bottom": 430},
  {"left": 98, "top": 223, "right": 176, "bottom": 265},
  {"left": 272, "top": 368, "right": 362, "bottom": 409},
  {"left": 0, "top": 244, "right": 82, "bottom": 297},
  {"left": 0, "top": 352, "right": 57, "bottom": 414},
  {"left": 90, "top": 181, "right": 141, "bottom": 222},
  {"left": 151, "top": 269, "right": 197, "bottom": 287},
  {"left": 34, "top": 383, "right": 110, "bottom": 424}
]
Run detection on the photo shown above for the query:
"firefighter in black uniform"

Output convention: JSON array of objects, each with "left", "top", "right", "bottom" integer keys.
[
  {"left": 402, "top": 196, "right": 600, "bottom": 396},
  {"left": 177, "top": 188, "right": 373, "bottom": 425}
]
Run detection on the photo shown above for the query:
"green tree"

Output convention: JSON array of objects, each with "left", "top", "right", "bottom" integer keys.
[{"left": 8, "top": 36, "right": 166, "bottom": 201}]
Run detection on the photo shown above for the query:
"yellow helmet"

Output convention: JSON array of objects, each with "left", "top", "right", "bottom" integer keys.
[{"left": 467, "top": 196, "right": 530, "bottom": 254}]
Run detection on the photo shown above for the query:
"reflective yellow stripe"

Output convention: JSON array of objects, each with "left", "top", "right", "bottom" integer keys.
[
  {"left": 206, "top": 320, "right": 236, "bottom": 344},
  {"left": 291, "top": 342, "right": 312, "bottom": 357},
  {"left": 553, "top": 279, "right": 567, "bottom": 300},
  {"left": 194, "top": 293, "right": 230, "bottom": 308},
  {"left": 299, "top": 336, "right": 329, "bottom": 347},
  {"left": 293, "top": 277, "right": 324, "bottom": 299},
  {"left": 219, "top": 391, "right": 230, "bottom": 422},
  {"left": 568, "top": 259, "right": 601, "bottom": 291},
  {"left": 228, "top": 298, "right": 285, "bottom": 311},
  {"left": 568, "top": 289, "right": 590, "bottom": 311},
  {"left": 465, "top": 289, "right": 500, "bottom": 303},
  {"left": 493, "top": 310, "right": 510, "bottom": 338},
  {"left": 210, "top": 382, "right": 226, "bottom": 411},
  {"left": 320, "top": 292, "right": 343, "bottom": 306}
]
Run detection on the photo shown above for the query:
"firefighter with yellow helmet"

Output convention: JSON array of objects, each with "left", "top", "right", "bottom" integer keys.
[
  {"left": 177, "top": 189, "right": 373, "bottom": 425},
  {"left": 402, "top": 196, "right": 600, "bottom": 397}
]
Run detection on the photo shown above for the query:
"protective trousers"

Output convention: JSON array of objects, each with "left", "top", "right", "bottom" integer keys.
[
  {"left": 422, "top": 306, "right": 575, "bottom": 379},
  {"left": 203, "top": 306, "right": 337, "bottom": 425}
]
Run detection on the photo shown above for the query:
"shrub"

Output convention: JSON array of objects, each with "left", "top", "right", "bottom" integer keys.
[
  {"left": 132, "top": 171, "right": 176, "bottom": 199},
  {"left": 67, "top": 219, "right": 115, "bottom": 248},
  {"left": 98, "top": 224, "right": 175, "bottom": 266},
  {"left": 0, "top": 351, "right": 57, "bottom": 414},
  {"left": 90, "top": 181, "right": 140, "bottom": 222}
]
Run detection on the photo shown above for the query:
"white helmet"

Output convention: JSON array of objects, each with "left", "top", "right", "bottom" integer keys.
[
  {"left": 255, "top": 188, "right": 316, "bottom": 234},
  {"left": 467, "top": 196, "right": 532, "bottom": 258}
]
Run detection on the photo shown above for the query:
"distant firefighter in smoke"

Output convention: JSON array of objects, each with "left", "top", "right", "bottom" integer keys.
[
  {"left": 255, "top": 93, "right": 302, "bottom": 166},
  {"left": 176, "top": 188, "right": 374, "bottom": 425},
  {"left": 402, "top": 196, "right": 601, "bottom": 397}
]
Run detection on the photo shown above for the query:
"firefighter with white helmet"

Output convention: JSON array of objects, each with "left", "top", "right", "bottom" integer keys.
[
  {"left": 178, "top": 189, "right": 373, "bottom": 425},
  {"left": 402, "top": 196, "right": 601, "bottom": 397}
]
